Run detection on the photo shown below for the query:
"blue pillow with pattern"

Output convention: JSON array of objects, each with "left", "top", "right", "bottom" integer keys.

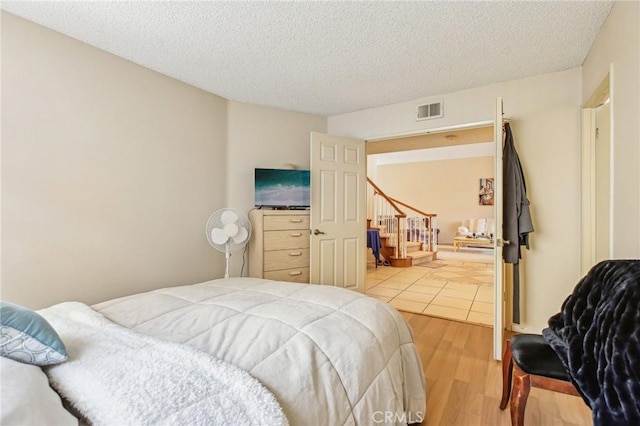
[{"left": 0, "top": 301, "right": 68, "bottom": 365}]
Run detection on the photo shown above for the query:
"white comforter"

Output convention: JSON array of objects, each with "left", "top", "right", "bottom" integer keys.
[
  {"left": 40, "top": 302, "right": 288, "bottom": 426},
  {"left": 93, "top": 278, "right": 426, "bottom": 425}
]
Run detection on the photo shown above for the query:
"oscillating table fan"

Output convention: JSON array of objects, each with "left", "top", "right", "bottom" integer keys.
[{"left": 206, "top": 208, "right": 251, "bottom": 278}]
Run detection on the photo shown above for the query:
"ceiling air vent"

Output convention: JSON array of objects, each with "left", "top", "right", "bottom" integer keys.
[{"left": 416, "top": 100, "right": 443, "bottom": 121}]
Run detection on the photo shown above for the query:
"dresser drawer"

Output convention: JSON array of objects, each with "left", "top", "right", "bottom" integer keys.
[
  {"left": 264, "top": 249, "right": 310, "bottom": 272},
  {"left": 264, "top": 230, "right": 309, "bottom": 250},
  {"left": 248, "top": 210, "right": 310, "bottom": 284},
  {"left": 264, "top": 268, "right": 310, "bottom": 283},
  {"left": 263, "top": 215, "right": 310, "bottom": 231}
]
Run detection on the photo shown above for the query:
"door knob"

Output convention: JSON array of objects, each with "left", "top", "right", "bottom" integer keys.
[
  {"left": 497, "top": 239, "right": 511, "bottom": 247},
  {"left": 313, "top": 229, "right": 325, "bottom": 235}
]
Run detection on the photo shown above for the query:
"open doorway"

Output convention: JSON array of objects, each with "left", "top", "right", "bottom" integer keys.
[
  {"left": 364, "top": 124, "right": 496, "bottom": 327},
  {"left": 581, "top": 73, "right": 611, "bottom": 273}
]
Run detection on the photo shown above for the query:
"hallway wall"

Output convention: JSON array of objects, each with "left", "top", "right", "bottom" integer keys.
[
  {"left": 582, "top": 0, "right": 640, "bottom": 258},
  {"left": 374, "top": 156, "right": 494, "bottom": 243},
  {"left": 329, "top": 68, "right": 582, "bottom": 333}
]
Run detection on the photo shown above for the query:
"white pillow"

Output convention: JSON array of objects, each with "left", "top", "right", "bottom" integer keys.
[
  {"left": 457, "top": 225, "right": 470, "bottom": 235},
  {"left": 0, "top": 356, "right": 77, "bottom": 425}
]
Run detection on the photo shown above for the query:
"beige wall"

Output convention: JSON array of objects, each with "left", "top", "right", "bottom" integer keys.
[
  {"left": 330, "top": 68, "right": 583, "bottom": 333},
  {"left": 1, "top": 13, "right": 229, "bottom": 309},
  {"left": 226, "top": 101, "right": 326, "bottom": 212},
  {"left": 1, "top": 13, "right": 328, "bottom": 307},
  {"left": 375, "top": 157, "right": 494, "bottom": 243},
  {"left": 226, "top": 101, "right": 326, "bottom": 275},
  {"left": 582, "top": 0, "right": 640, "bottom": 258}
]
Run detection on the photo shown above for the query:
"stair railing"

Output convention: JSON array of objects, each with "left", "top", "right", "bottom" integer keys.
[
  {"left": 386, "top": 196, "right": 438, "bottom": 254},
  {"left": 367, "top": 178, "right": 406, "bottom": 258},
  {"left": 367, "top": 178, "right": 438, "bottom": 260}
]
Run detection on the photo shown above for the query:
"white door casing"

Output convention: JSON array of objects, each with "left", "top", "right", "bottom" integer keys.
[
  {"left": 310, "top": 132, "right": 366, "bottom": 292},
  {"left": 493, "top": 97, "right": 506, "bottom": 361},
  {"left": 595, "top": 101, "right": 611, "bottom": 263},
  {"left": 581, "top": 71, "right": 611, "bottom": 274}
]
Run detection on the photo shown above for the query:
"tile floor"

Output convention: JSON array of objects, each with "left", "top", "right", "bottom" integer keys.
[{"left": 366, "top": 245, "right": 494, "bottom": 326}]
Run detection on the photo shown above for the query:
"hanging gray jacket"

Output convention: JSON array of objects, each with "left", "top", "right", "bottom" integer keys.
[{"left": 503, "top": 122, "right": 534, "bottom": 264}]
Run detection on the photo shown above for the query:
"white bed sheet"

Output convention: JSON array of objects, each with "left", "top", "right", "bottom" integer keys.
[{"left": 93, "top": 277, "right": 426, "bottom": 425}]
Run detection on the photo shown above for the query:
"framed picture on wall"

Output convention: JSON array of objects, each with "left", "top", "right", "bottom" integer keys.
[{"left": 479, "top": 178, "right": 494, "bottom": 206}]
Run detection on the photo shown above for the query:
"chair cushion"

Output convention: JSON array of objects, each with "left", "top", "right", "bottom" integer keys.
[{"left": 511, "top": 334, "right": 569, "bottom": 381}]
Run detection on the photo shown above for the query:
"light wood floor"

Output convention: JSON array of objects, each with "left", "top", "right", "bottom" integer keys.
[{"left": 402, "top": 312, "right": 593, "bottom": 426}]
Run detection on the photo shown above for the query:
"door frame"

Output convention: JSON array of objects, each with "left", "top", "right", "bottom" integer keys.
[
  {"left": 492, "top": 98, "right": 505, "bottom": 360},
  {"left": 581, "top": 70, "right": 612, "bottom": 274},
  {"left": 362, "top": 110, "right": 508, "bottom": 358}
]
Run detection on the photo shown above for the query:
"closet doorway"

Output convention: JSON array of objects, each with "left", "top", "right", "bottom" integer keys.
[{"left": 581, "top": 73, "right": 612, "bottom": 273}]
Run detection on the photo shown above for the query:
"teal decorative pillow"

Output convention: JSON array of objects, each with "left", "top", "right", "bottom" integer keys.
[{"left": 0, "top": 301, "right": 68, "bottom": 365}]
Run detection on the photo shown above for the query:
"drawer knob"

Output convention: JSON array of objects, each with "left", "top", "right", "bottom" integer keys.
[
  {"left": 289, "top": 252, "right": 302, "bottom": 256},
  {"left": 289, "top": 219, "right": 303, "bottom": 223},
  {"left": 289, "top": 271, "right": 302, "bottom": 276},
  {"left": 290, "top": 232, "right": 302, "bottom": 237}
]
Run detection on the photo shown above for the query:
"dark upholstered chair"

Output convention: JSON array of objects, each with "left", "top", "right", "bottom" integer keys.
[{"left": 500, "top": 334, "right": 581, "bottom": 426}]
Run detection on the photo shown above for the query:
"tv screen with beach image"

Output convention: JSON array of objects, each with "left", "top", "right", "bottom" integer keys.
[{"left": 254, "top": 168, "right": 311, "bottom": 208}]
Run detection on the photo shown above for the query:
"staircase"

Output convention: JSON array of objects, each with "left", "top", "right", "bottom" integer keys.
[
  {"left": 379, "top": 233, "right": 434, "bottom": 267},
  {"left": 367, "top": 178, "right": 438, "bottom": 268}
]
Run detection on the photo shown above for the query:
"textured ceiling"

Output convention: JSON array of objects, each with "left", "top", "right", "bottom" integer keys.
[{"left": 1, "top": 1, "right": 614, "bottom": 116}]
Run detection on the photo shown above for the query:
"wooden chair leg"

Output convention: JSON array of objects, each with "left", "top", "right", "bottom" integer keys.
[
  {"left": 500, "top": 340, "right": 513, "bottom": 410},
  {"left": 510, "top": 367, "right": 531, "bottom": 426}
]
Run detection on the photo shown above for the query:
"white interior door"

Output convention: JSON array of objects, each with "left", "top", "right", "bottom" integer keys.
[
  {"left": 493, "top": 97, "right": 506, "bottom": 360},
  {"left": 310, "top": 132, "right": 366, "bottom": 292}
]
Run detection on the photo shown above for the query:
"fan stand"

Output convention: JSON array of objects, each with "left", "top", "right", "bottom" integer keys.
[{"left": 224, "top": 244, "right": 231, "bottom": 279}]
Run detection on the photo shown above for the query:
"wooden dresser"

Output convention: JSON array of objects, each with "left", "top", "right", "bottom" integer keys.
[{"left": 248, "top": 209, "right": 310, "bottom": 283}]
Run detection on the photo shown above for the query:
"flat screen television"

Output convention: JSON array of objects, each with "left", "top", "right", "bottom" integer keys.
[{"left": 254, "top": 168, "right": 311, "bottom": 209}]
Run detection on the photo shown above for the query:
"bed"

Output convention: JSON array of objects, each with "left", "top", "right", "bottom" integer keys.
[{"left": 2, "top": 277, "right": 426, "bottom": 425}]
